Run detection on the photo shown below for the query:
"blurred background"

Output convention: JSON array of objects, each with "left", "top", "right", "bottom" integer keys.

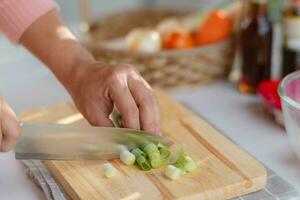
[
  {"left": 56, "top": 0, "right": 224, "bottom": 22},
  {"left": 0, "top": 0, "right": 231, "bottom": 114},
  {"left": 0, "top": 0, "right": 290, "bottom": 127},
  {"left": 3, "top": 0, "right": 300, "bottom": 197}
]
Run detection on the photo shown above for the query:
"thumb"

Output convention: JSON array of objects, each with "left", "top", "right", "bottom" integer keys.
[{"left": 0, "top": 97, "right": 21, "bottom": 152}]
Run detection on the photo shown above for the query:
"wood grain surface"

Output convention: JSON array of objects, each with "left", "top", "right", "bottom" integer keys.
[{"left": 20, "top": 90, "right": 266, "bottom": 200}]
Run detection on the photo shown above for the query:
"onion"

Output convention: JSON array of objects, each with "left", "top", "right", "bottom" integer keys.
[{"left": 125, "top": 28, "right": 161, "bottom": 53}]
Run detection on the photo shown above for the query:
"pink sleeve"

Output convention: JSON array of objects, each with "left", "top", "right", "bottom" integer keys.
[{"left": 0, "top": 0, "right": 59, "bottom": 43}]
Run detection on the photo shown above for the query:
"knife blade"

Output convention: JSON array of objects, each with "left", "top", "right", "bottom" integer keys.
[{"left": 15, "top": 123, "right": 173, "bottom": 160}]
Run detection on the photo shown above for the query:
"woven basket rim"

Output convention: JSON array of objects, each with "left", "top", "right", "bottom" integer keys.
[
  {"left": 81, "top": 8, "right": 234, "bottom": 58},
  {"left": 82, "top": 33, "right": 233, "bottom": 58}
]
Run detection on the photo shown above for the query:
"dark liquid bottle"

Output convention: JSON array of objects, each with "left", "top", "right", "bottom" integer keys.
[
  {"left": 239, "top": 0, "right": 272, "bottom": 93},
  {"left": 282, "top": 0, "right": 300, "bottom": 77}
]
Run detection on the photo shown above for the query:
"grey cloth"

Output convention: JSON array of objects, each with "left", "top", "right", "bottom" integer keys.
[
  {"left": 22, "top": 160, "right": 300, "bottom": 200},
  {"left": 233, "top": 167, "right": 300, "bottom": 200},
  {"left": 23, "top": 160, "right": 69, "bottom": 200}
]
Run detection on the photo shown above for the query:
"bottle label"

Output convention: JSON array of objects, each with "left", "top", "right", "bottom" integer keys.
[{"left": 283, "top": 16, "right": 300, "bottom": 51}]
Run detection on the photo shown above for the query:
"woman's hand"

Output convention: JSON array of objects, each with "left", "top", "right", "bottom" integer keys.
[
  {"left": 0, "top": 97, "right": 21, "bottom": 152},
  {"left": 65, "top": 62, "right": 161, "bottom": 135},
  {"left": 20, "top": 10, "right": 161, "bottom": 135}
]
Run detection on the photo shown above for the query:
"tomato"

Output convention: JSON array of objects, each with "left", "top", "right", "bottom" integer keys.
[{"left": 163, "top": 32, "right": 194, "bottom": 49}]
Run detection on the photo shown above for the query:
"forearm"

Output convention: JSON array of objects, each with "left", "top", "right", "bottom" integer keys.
[
  {"left": 19, "top": 9, "right": 160, "bottom": 134},
  {"left": 20, "top": 10, "right": 94, "bottom": 88}
]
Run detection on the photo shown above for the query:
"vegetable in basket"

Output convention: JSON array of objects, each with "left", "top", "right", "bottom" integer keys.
[
  {"left": 195, "top": 10, "right": 233, "bottom": 46},
  {"left": 163, "top": 32, "right": 194, "bottom": 49},
  {"left": 125, "top": 28, "right": 161, "bottom": 53}
]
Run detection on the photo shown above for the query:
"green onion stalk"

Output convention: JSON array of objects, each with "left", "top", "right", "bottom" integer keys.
[
  {"left": 143, "top": 143, "right": 162, "bottom": 168},
  {"left": 131, "top": 148, "right": 151, "bottom": 171}
]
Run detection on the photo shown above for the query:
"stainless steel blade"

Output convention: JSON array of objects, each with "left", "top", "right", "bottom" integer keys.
[{"left": 15, "top": 123, "right": 173, "bottom": 160}]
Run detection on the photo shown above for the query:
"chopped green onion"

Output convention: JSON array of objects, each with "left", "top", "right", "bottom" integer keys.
[
  {"left": 183, "top": 156, "right": 197, "bottom": 172},
  {"left": 118, "top": 133, "right": 149, "bottom": 149},
  {"left": 157, "top": 143, "right": 171, "bottom": 159},
  {"left": 102, "top": 163, "right": 118, "bottom": 178},
  {"left": 165, "top": 165, "right": 182, "bottom": 180},
  {"left": 131, "top": 148, "right": 146, "bottom": 158},
  {"left": 143, "top": 143, "right": 162, "bottom": 168},
  {"left": 131, "top": 148, "right": 151, "bottom": 171},
  {"left": 110, "top": 109, "right": 123, "bottom": 128},
  {"left": 174, "top": 162, "right": 185, "bottom": 171},
  {"left": 116, "top": 115, "right": 123, "bottom": 128},
  {"left": 120, "top": 150, "right": 136, "bottom": 166},
  {"left": 136, "top": 156, "right": 151, "bottom": 171},
  {"left": 173, "top": 149, "right": 197, "bottom": 173},
  {"left": 117, "top": 144, "right": 128, "bottom": 153}
]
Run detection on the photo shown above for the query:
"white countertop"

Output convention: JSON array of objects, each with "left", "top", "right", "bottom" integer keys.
[{"left": 1, "top": 35, "right": 300, "bottom": 200}]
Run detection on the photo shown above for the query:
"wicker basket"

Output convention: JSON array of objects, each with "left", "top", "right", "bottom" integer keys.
[{"left": 81, "top": 8, "right": 235, "bottom": 89}]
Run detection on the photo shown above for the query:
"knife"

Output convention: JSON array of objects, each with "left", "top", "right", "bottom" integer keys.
[{"left": 15, "top": 123, "right": 173, "bottom": 160}]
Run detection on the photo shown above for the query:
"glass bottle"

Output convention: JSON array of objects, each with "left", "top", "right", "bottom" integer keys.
[
  {"left": 282, "top": 0, "right": 300, "bottom": 77},
  {"left": 239, "top": 0, "right": 273, "bottom": 93}
]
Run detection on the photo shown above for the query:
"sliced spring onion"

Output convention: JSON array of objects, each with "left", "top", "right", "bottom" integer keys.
[
  {"left": 136, "top": 156, "right": 151, "bottom": 171},
  {"left": 116, "top": 114, "right": 123, "bottom": 128},
  {"left": 131, "top": 148, "right": 151, "bottom": 171},
  {"left": 131, "top": 148, "right": 146, "bottom": 158},
  {"left": 157, "top": 143, "right": 171, "bottom": 159},
  {"left": 173, "top": 149, "right": 197, "bottom": 173},
  {"left": 118, "top": 133, "right": 149, "bottom": 150},
  {"left": 165, "top": 165, "right": 182, "bottom": 180},
  {"left": 120, "top": 150, "right": 136, "bottom": 166},
  {"left": 102, "top": 163, "right": 118, "bottom": 178},
  {"left": 143, "top": 143, "right": 162, "bottom": 168},
  {"left": 174, "top": 162, "right": 185, "bottom": 171},
  {"left": 110, "top": 108, "right": 123, "bottom": 128},
  {"left": 117, "top": 144, "right": 128, "bottom": 153},
  {"left": 183, "top": 156, "right": 197, "bottom": 172}
]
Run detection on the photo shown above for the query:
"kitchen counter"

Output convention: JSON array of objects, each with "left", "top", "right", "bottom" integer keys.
[{"left": 1, "top": 35, "right": 300, "bottom": 200}]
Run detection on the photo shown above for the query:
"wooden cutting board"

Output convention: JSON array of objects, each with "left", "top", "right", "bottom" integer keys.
[{"left": 20, "top": 90, "right": 266, "bottom": 200}]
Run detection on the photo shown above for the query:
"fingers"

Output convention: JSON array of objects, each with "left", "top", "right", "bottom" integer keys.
[
  {"left": 108, "top": 72, "right": 140, "bottom": 130},
  {"left": 0, "top": 98, "right": 21, "bottom": 152},
  {"left": 128, "top": 75, "right": 161, "bottom": 135},
  {"left": 88, "top": 110, "right": 114, "bottom": 127},
  {"left": 71, "top": 63, "right": 159, "bottom": 134},
  {"left": 84, "top": 100, "right": 114, "bottom": 127}
]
